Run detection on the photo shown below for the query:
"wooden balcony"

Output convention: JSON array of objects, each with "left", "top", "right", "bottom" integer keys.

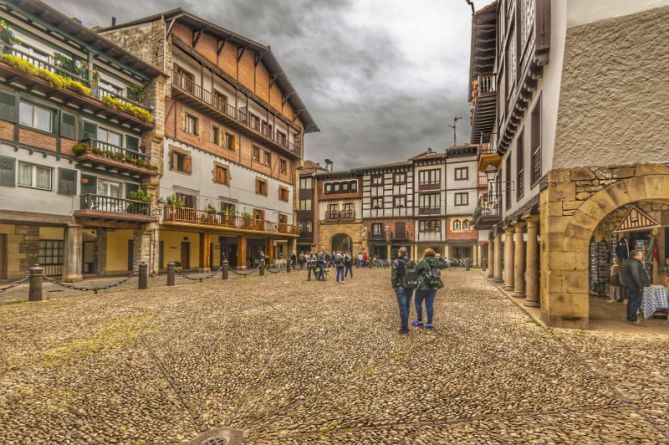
[
  {"left": 75, "top": 139, "right": 158, "bottom": 179},
  {"left": 74, "top": 194, "right": 157, "bottom": 226},
  {"left": 418, "top": 207, "right": 441, "bottom": 216},
  {"left": 477, "top": 142, "right": 502, "bottom": 174},
  {"left": 324, "top": 210, "right": 356, "bottom": 222},
  {"left": 0, "top": 45, "right": 155, "bottom": 129},
  {"left": 418, "top": 182, "right": 441, "bottom": 191},
  {"left": 470, "top": 74, "right": 497, "bottom": 145},
  {"left": 417, "top": 232, "right": 443, "bottom": 242},
  {"left": 163, "top": 206, "right": 299, "bottom": 237},
  {"left": 172, "top": 72, "right": 301, "bottom": 159},
  {"left": 473, "top": 195, "right": 501, "bottom": 230}
]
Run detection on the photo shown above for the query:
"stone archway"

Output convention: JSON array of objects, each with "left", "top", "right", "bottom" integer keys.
[
  {"left": 331, "top": 233, "right": 353, "bottom": 253},
  {"left": 540, "top": 168, "right": 669, "bottom": 329}
]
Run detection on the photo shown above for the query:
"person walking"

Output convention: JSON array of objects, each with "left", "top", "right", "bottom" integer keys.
[
  {"left": 363, "top": 251, "right": 369, "bottom": 268},
  {"left": 317, "top": 251, "right": 326, "bottom": 281},
  {"left": 335, "top": 251, "right": 345, "bottom": 282},
  {"left": 344, "top": 252, "right": 353, "bottom": 279},
  {"left": 626, "top": 249, "right": 650, "bottom": 323},
  {"left": 307, "top": 253, "right": 318, "bottom": 281},
  {"left": 412, "top": 248, "right": 448, "bottom": 330},
  {"left": 391, "top": 247, "right": 416, "bottom": 334},
  {"left": 608, "top": 257, "right": 623, "bottom": 303}
]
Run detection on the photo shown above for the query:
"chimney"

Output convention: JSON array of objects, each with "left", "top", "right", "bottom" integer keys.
[{"left": 111, "top": 16, "right": 117, "bottom": 27}]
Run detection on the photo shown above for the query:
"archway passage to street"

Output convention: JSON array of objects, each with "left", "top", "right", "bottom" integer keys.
[{"left": 331, "top": 233, "right": 352, "bottom": 253}]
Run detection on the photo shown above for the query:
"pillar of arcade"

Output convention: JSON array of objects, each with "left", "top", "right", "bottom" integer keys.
[
  {"left": 513, "top": 222, "right": 526, "bottom": 298},
  {"left": 523, "top": 215, "right": 540, "bottom": 307},
  {"left": 503, "top": 226, "right": 514, "bottom": 290},
  {"left": 493, "top": 229, "right": 503, "bottom": 282}
]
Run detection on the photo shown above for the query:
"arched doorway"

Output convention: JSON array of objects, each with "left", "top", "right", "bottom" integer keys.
[
  {"left": 541, "top": 172, "right": 669, "bottom": 329},
  {"left": 331, "top": 233, "right": 352, "bottom": 253}
]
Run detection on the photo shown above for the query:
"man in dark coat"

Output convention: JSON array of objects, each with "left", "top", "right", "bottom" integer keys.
[{"left": 626, "top": 249, "right": 650, "bottom": 323}]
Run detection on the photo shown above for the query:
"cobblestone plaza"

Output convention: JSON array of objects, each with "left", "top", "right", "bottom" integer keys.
[{"left": 1, "top": 269, "right": 667, "bottom": 444}]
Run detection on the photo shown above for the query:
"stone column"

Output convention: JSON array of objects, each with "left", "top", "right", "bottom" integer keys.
[
  {"left": 62, "top": 224, "right": 83, "bottom": 282},
  {"left": 290, "top": 238, "right": 297, "bottom": 257},
  {"left": 487, "top": 237, "right": 494, "bottom": 278},
  {"left": 494, "top": 230, "right": 503, "bottom": 282},
  {"left": 387, "top": 244, "right": 392, "bottom": 261},
  {"left": 133, "top": 224, "right": 153, "bottom": 272},
  {"left": 503, "top": 226, "right": 514, "bottom": 290},
  {"left": 94, "top": 228, "right": 107, "bottom": 276},
  {"left": 524, "top": 215, "right": 540, "bottom": 307},
  {"left": 237, "top": 236, "right": 247, "bottom": 270},
  {"left": 513, "top": 223, "right": 526, "bottom": 297}
]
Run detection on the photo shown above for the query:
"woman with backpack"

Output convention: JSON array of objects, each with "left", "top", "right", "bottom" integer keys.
[{"left": 412, "top": 248, "right": 448, "bottom": 330}]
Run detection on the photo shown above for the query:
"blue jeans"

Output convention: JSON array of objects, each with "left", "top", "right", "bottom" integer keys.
[
  {"left": 336, "top": 267, "right": 345, "bottom": 281},
  {"left": 415, "top": 289, "right": 436, "bottom": 325},
  {"left": 395, "top": 286, "right": 413, "bottom": 330},
  {"left": 627, "top": 287, "right": 643, "bottom": 321}
]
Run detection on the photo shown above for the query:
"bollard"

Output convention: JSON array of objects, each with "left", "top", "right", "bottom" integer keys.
[
  {"left": 222, "top": 260, "right": 229, "bottom": 280},
  {"left": 167, "top": 261, "right": 176, "bottom": 286},
  {"left": 259, "top": 260, "right": 265, "bottom": 276},
  {"left": 138, "top": 262, "right": 148, "bottom": 290},
  {"left": 28, "top": 264, "right": 43, "bottom": 302},
  {"left": 286, "top": 259, "right": 291, "bottom": 273}
]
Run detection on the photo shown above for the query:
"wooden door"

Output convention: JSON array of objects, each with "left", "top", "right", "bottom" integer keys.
[
  {"left": 180, "top": 242, "right": 190, "bottom": 270},
  {"left": 0, "top": 234, "right": 6, "bottom": 279},
  {"left": 127, "top": 240, "right": 134, "bottom": 271}
]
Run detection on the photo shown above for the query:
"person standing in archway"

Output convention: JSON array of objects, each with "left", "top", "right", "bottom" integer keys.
[{"left": 627, "top": 249, "right": 650, "bottom": 323}]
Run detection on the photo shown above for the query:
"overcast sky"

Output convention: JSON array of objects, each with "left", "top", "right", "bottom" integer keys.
[{"left": 48, "top": 0, "right": 474, "bottom": 169}]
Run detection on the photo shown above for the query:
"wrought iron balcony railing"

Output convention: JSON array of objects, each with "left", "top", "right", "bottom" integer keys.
[{"left": 79, "top": 194, "right": 152, "bottom": 216}]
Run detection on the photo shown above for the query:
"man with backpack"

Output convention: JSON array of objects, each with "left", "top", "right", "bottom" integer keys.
[
  {"left": 391, "top": 247, "right": 417, "bottom": 334},
  {"left": 334, "top": 251, "right": 345, "bottom": 282},
  {"left": 412, "top": 249, "right": 449, "bottom": 330},
  {"left": 344, "top": 252, "right": 353, "bottom": 279}
]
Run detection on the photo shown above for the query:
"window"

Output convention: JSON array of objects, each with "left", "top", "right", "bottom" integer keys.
[
  {"left": 372, "top": 223, "right": 383, "bottom": 237},
  {"left": 253, "top": 209, "right": 265, "bottom": 221},
  {"left": 255, "top": 178, "right": 268, "bottom": 196},
  {"left": 531, "top": 95, "right": 542, "bottom": 185},
  {"left": 333, "top": 183, "right": 340, "bottom": 193},
  {"left": 57, "top": 168, "right": 77, "bottom": 196},
  {"left": 463, "top": 220, "right": 471, "bottom": 231},
  {"left": 372, "top": 197, "right": 383, "bottom": 209},
  {"left": 220, "top": 202, "right": 235, "bottom": 215},
  {"left": 517, "top": 130, "right": 525, "bottom": 200},
  {"left": 0, "top": 155, "right": 15, "bottom": 187},
  {"left": 394, "top": 172, "right": 406, "bottom": 184},
  {"left": 455, "top": 192, "right": 469, "bottom": 206},
  {"left": 419, "top": 169, "right": 441, "bottom": 188},
  {"left": 170, "top": 151, "right": 192, "bottom": 174},
  {"left": 453, "top": 220, "right": 462, "bottom": 231},
  {"left": 419, "top": 193, "right": 440, "bottom": 210},
  {"left": 279, "top": 186, "right": 289, "bottom": 202},
  {"left": 263, "top": 151, "right": 271, "bottom": 166},
  {"left": 225, "top": 133, "right": 236, "bottom": 151},
  {"left": 505, "top": 155, "right": 512, "bottom": 210},
  {"left": 454, "top": 167, "right": 469, "bottom": 181},
  {"left": 39, "top": 240, "right": 64, "bottom": 266},
  {"left": 299, "top": 177, "right": 313, "bottom": 189},
  {"left": 350, "top": 180, "right": 357, "bottom": 191},
  {"left": 276, "top": 130, "right": 287, "bottom": 146},
  {"left": 175, "top": 66, "right": 195, "bottom": 92},
  {"left": 19, "top": 102, "right": 52, "bottom": 132},
  {"left": 280, "top": 159, "right": 287, "bottom": 174},
  {"left": 393, "top": 196, "right": 406, "bottom": 208},
  {"left": 324, "top": 183, "right": 333, "bottom": 194},
  {"left": 213, "top": 165, "right": 229, "bottom": 185},
  {"left": 249, "top": 113, "right": 261, "bottom": 131},
  {"left": 300, "top": 221, "right": 313, "bottom": 233},
  {"left": 341, "top": 182, "right": 349, "bottom": 192},
  {"left": 419, "top": 220, "right": 440, "bottom": 233},
  {"left": 18, "top": 162, "right": 51, "bottom": 190},
  {"left": 175, "top": 193, "right": 196, "bottom": 208},
  {"left": 214, "top": 90, "right": 227, "bottom": 110},
  {"left": 211, "top": 126, "right": 221, "bottom": 145},
  {"left": 97, "top": 127, "right": 122, "bottom": 146},
  {"left": 252, "top": 145, "right": 260, "bottom": 161},
  {"left": 97, "top": 179, "right": 121, "bottom": 198},
  {"left": 125, "top": 135, "right": 140, "bottom": 151},
  {"left": 298, "top": 199, "right": 312, "bottom": 211},
  {"left": 185, "top": 114, "right": 198, "bottom": 135},
  {"left": 372, "top": 174, "right": 383, "bottom": 186}
]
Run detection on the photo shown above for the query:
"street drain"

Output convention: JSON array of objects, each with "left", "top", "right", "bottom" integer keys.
[{"left": 186, "top": 428, "right": 243, "bottom": 445}]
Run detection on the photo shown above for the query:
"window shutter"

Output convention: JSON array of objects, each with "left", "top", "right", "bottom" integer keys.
[
  {"left": 170, "top": 151, "right": 177, "bottom": 170},
  {"left": 125, "top": 182, "right": 139, "bottom": 198},
  {"left": 126, "top": 135, "right": 140, "bottom": 151},
  {"left": 0, "top": 155, "right": 16, "bottom": 186},
  {"left": 60, "top": 113, "right": 77, "bottom": 140},
  {"left": 81, "top": 174, "right": 97, "bottom": 195},
  {"left": 184, "top": 156, "right": 192, "bottom": 173},
  {"left": 80, "top": 120, "right": 98, "bottom": 141},
  {"left": 57, "top": 168, "right": 77, "bottom": 195},
  {"left": 0, "top": 91, "right": 17, "bottom": 123}
]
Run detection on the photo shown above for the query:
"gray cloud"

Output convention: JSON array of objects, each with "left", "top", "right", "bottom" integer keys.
[{"left": 47, "top": 0, "right": 472, "bottom": 169}]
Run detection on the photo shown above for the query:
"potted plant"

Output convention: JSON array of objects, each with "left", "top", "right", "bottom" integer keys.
[
  {"left": 241, "top": 211, "right": 253, "bottom": 229},
  {"left": 71, "top": 143, "right": 88, "bottom": 156},
  {"left": 166, "top": 196, "right": 185, "bottom": 208},
  {"left": 0, "top": 20, "right": 14, "bottom": 46}
]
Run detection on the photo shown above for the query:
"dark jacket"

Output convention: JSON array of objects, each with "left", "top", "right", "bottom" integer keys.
[
  {"left": 629, "top": 259, "right": 650, "bottom": 290},
  {"left": 391, "top": 255, "right": 410, "bottom": 288},
  {"left": 416, "top": 256, "right": 448, "bottom": 291}
]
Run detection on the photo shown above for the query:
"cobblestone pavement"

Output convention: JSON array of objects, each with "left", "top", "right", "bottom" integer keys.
[{"left": 0, "top": 269, "right": 668, "bottom": 444}]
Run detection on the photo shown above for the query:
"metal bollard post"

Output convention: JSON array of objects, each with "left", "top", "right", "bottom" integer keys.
[
  {"left": 167, "top": 261, "right": 175, "bottom": 286},
  {"left": 222, "top": 260, "right": 229, "bottom": 280},
  {"left": 259, "top": 260, "right": 265, "bottom": 276},
  {"left": 138, "top": 262, "right": 148, "bottom": 290},
  {"left": 29, "top": 264, "right": 43, "bottom": 302},
  {"left": 286, "top": 260, "right": 291, "bottom": 273}
]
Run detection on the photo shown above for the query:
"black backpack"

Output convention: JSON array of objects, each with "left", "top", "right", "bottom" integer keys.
[
  {"left": 400, "top": 259, "right": 418, "bottom": 289},
  {"left": 426, "top": 263, "right": 443, "bottom": 289}
]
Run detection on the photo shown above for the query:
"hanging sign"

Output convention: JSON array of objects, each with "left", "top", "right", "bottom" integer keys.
[{"left": 614, "top": 206, "right": 660, "bottom": 233}]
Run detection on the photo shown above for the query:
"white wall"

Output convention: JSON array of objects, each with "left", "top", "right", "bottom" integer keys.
[
  {"left": 566, "top": 0, "right": 669, "bottom": 27},
  {"left": 160, "top": 138, "right": 293, "bottom": 223}
]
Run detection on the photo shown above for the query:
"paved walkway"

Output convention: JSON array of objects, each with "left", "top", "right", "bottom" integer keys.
[{"left": 0, "top": 269, "right": 667, "bottom": 444}]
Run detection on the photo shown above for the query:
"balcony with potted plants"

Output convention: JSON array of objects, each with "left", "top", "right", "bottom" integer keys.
[
  {"left": 74, "top": 188, "right": 157, "bottom": 224},
  {"left": 72, "top": 139, "right": 159, "bottom": 179}
]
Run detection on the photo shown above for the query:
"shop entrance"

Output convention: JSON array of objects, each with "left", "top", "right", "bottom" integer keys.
[{"left": 219, "top": 237, "right": 237, "bottom": 269}]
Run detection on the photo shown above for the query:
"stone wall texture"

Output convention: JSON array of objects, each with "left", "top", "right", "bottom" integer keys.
[{"left": 553, "top": 6, "right": 669, "bottom": 169}]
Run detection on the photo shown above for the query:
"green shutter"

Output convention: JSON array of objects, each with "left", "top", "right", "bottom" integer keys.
[
  {"left": 0, "top": 91, "right": 17, "bottom": 123},
  {"left": 0, "top": 155, "right": 15, "bottom": 186},
  {"left": 81, "top": 174, "right": 97, "bottom": 195},
  {"left": 58, "top": 168, "right": 77, "bottom": 195},
  {"left": 61, "top": 112, "right": 77, "bottom": 140},
  {"left": 80, "top": 120, "right": 97, "bottom": 141},
  {"left": 126, "top": 135, "right": 139, "bottom": 151},
  {"left": 125, "top": 182, "right": 139, "bottom": 198}
]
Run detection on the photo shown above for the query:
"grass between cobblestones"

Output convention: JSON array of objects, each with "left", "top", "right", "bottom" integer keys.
[{"left": 0, "top": 269, "right": 667, "bottom": 444}]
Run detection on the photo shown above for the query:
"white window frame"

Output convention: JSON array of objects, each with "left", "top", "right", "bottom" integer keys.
[
  {"left": 19, "top": 101, "right": 52, "bottom": 133},
  {"left": 17, "top": 162, "right": 52, "bottom": 190},
  {"left": 97, "top": 178, "right": 122, "bottom": 198}
]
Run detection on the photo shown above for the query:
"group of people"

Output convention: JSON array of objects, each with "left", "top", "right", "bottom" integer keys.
[
  {"left": 302, "top": 251, "right": 355, "bottom": 282},
  {"left": 391, "top": 247, "right": 449, "bottom": 334}
]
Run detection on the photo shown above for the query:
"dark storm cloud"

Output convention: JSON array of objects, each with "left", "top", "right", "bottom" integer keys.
[{"left": 46, "top": 0, "right": 471, "bottom": 169}]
